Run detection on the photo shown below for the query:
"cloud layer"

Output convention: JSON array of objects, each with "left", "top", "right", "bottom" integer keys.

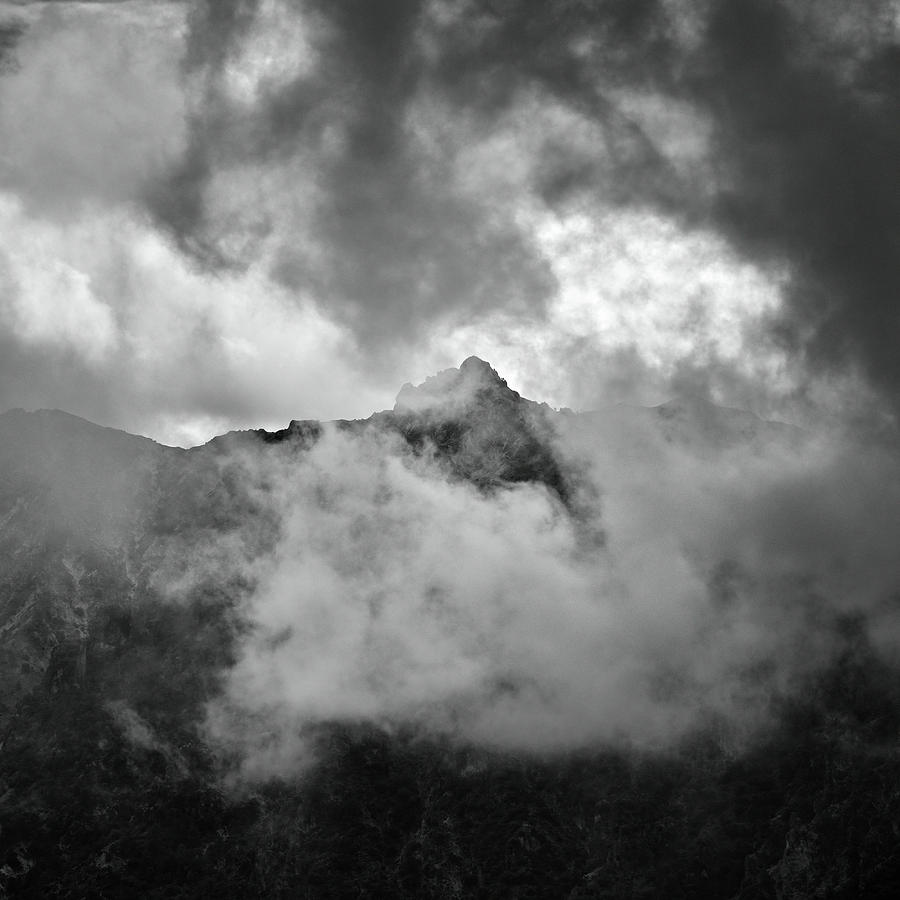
[
  {"left": 182, "top": 399, "right": 900, "bottom": 780},
  {"left": 1, "top": 1, "right": 897, "bottom": 440}
]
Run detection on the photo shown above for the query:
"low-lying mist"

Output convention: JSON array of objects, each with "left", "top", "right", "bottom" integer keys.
[{"left": 181, "top": 403, "right": 900, "bottom": 781}]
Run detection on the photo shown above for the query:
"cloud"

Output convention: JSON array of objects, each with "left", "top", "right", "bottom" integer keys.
[
  {"left": 417, "top": 209, "right": 795, "bottom": 416},
  {"left": 418, "top": 0, "right": 900, "bottom": 413},
  {"left": 694, "top": 0, "right": 900, "bottom": 411},
  {"left": 0, "top": 193, "right": 389, "bottom": 446},
  {"left": 130, "top": 0, "right": 900, "bottom": 423},
  {"left": 189, "top": 399, "right": 900, "bottom": 780},
  {"left": 147, "top": 0, "right": 557, "bottom": 348},
  {"left": 0, "top": 16, "right": 26, "bottom": 72},
  {"left": 1, "top": 0, "right": 897, "bottom": 441},
  {"left": 0, "top": 1, "right": 187, "bottom": 215},
  {"left": 0, "top": 246, "right": 117, "bottom": 365},
  {"left": 145, "top": 0, "right": 710, "bottom": 353}
]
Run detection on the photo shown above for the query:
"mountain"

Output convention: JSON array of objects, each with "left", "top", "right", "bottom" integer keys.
[
  {"left": 0, "top": 359, "right": 571, "bottom": 719},
  {"left": 1, "top": 361, "right": 899, "bottom": 898}
]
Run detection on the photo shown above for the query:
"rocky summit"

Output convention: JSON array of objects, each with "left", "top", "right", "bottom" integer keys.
[
  {"left": 394, "top": 356, "right": 518, "bottom": 413},
  {"left": 386, "top": 357, "right": 568, "bottom": 497}
]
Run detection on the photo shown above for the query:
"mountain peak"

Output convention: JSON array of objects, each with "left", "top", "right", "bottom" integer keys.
[
  {"left": 459, "top": 355, "right": 496, "bottom": 376},
  {"left": 393, "top": 357, "right": 518, "bottom": 414}
]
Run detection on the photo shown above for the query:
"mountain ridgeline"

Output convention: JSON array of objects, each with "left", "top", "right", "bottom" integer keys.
[
  {"left": 0, "top": 358, "right": 579, "bottom": 723},
  {"left": 2, "top": 359, "right": 900, "bottom": 898}
]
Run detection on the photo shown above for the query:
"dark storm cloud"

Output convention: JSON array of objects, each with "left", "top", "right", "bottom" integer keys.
[
  {"left": 148, "top": 0, "right": 557, "bottom": 343},
  {"left": 426, "top": 0, "right": 900, "bottom": 408},
  {"left": 427, "top": 0, "right": 694, "bottom": 207},
  {"left": 155, "top": 0, "right": 673, "bottom": 319},
  {"left": 150, "top": 0, "right": 900, "bottom": 409},
  {"left": 0, "top": 16, "right": 26, "bottom": 72},
  {"left": 695, "top": 0, "right": 900, "bottom": 411},
  {"left": 273, "top": 0, "right": 556, "bottom": 341},
  {"left": 141, "top": 0, "right": 255, "bottom": 268}
]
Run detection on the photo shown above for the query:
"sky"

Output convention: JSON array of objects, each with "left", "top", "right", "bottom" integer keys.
[{"left": 0, "top": 0, "right": 898, "bottom": 446}]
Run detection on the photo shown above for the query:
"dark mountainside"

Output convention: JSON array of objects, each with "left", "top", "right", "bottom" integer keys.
[{"left": 2, "top": 359, "right": 900, "bottom": 898}]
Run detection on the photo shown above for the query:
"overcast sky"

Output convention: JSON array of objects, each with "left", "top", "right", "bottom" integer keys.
[{"left": 0, "top": 0, "right": 897, "bottom": 446}]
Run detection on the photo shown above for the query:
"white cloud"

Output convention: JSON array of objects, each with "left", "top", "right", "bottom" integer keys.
[
  {"left": 197, "top": 415, "right": 900, "bottom": 780},
  {"left": 220, "top": 0, "right": 318, "bottom": 106},
  {"left": 0, "top": 196, "right": 118, "bottom": 363},
  {"left": 0, "top": 191, "right": 390, "bottom": 444},
  {"left": 411, "top": 208, "right": 794, "bottom": 414}
]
